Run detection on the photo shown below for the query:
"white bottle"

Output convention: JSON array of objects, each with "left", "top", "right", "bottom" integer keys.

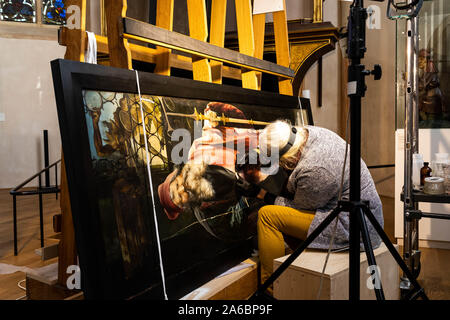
[
  {"left": 412, "top": 153, "right": 423, "bottom": 190},
  {"left": 433, "top": 153, "right": 449, "bottom": 178}
]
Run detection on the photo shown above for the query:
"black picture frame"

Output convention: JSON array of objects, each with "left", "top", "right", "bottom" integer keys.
[{"left": 51, "top": 59, "right": 313, "bottom": 300}]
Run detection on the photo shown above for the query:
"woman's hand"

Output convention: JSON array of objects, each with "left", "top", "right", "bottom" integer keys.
[
  {"left": 256, "top": 188, "right": 267, "bottom": 200},
  {"left": 235, "top": 177, "right": 261, "bottom": 198}
]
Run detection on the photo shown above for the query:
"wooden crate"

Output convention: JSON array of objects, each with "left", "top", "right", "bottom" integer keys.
[
  {"left": 273, "top": 243, "right": 400, "bottom": 300},
  {"left": 26, "top": 263, "right": 80, "bottom": 300}
]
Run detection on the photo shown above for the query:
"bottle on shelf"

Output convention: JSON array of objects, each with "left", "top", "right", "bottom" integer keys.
[
  {"left": 412, "top": 153, "right": 423, "bottom": 189},
  {"left": 433, "top": 153, "right": 448, "bottom": 179},
  {"left": 421, "top": 162, "right": 432, "bottom": 186}
]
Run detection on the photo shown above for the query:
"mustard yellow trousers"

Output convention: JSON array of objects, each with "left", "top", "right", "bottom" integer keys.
[{"left": 257, "top": 205, "right": 315, "bottom": 291}]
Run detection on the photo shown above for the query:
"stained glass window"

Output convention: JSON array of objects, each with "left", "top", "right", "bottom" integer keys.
[
  {"left": 0, "top": 0, "right": 36, "bottom": 23},
  {"left": 42, "top": 0, "right": 65, "bottom": 25}
]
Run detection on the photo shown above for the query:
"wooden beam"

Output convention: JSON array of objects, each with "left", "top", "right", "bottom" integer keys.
[
  {"left": 122, "top": 18, "right": 295, "bottom": 80},
  {"left": 209, "top": 0, "right": 227, "bottom": 84},
  {"left": 58, "top": 156, "right": 77, "bottom": 287},
  {"left": 273, "top": 1, "right": 293, "bottom": 95},
  {"left": 63, "top": 0, "right": 86, "bottom": 62},
  {"left": 62, "top": 29, "right": 86, "bottom": 62},
  {"left": 59, "top": 30, "right": 242, "bottom": 80},
  {"left": 252, "top": 13, "right": 266, "bottom": 90},
  {"left": 187, "top": 0, "right": 212, "bottom": 82},
  {"left": 154, "top": 0, "right": 174, "bottom": 76},
  {"left": 104, "top": 0, "right": 132, "bottom": 69},
  {"left": 58, "top": 0, "right": 85, "bottom": 288},
  {"left": 234, "top": 0, "right": 258, "bottom": 89}
]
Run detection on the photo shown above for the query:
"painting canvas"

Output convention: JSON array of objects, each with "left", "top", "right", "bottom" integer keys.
[{"left": 51, "top": 59, "right": 312, "bottom": 299}]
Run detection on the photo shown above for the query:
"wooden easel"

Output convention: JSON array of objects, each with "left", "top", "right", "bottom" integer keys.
[{"left": 55, "top": 0, "right": 294, "bottom": 299}]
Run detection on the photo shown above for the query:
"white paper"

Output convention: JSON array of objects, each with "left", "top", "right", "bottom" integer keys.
[
  {"left": 347, "top": 81, "right": 357, "bottom": 96},
  {"left": 253, "top": 0, "right": 284, "bottom": 15},
  {"left": 302, "top": 90, "right": 311, "bottom": 99}
]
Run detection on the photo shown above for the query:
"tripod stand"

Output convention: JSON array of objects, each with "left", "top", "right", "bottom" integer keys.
[{"left": 251, "top": 0, "right": 428, "bottom": 301}]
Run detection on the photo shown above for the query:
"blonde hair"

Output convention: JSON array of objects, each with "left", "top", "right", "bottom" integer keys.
[
  {"left": 259, "top": 120, "right": 307, "bottom": 170},
  {"left": 173, "top": 162, "right": 215, "bottom": 205}
]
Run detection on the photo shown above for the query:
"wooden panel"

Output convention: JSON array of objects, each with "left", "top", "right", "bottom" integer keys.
[
  {"left": 187, "top": 0, "right": 212, "bottom": 82},
  {"left": 209, "top": 0, "right": 227, "bottom": 84},
  {"left": 104, "top": 0, "right": 132, "bottom": 69},
  {"left": 234, "top": 0, "right": 258, "bottom": 89},
  {"left": 122, "top": 18, "right": 295, "bottom": 79},
  {"left": 272, "top": 2, "right": 293, "bottom": 95},
  {"left": 154, "top": 0, "right": 174, "bottom": 76}
]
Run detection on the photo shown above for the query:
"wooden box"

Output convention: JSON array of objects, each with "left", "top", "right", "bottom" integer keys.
[{"left": 273, "top": 243, "right": 400, "bottom": 300}]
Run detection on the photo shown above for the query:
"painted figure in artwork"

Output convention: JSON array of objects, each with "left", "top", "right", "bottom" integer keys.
[
  {"left": 84, "top": 92, "right": 169, "bottom": 276},
  {"left": 158, "top": 102, "right": 264, "bottom": 240}
]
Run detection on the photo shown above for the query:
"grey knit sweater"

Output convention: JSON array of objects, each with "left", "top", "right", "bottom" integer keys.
[{"left": 274, "top": 126, "right": 384, "bottom": 250}]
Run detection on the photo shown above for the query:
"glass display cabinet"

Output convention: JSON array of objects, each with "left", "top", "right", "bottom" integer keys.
[
  {"left": 394, "top": 0, "right": 450, "bottom": 294},
  {"left": 396, "top": 0, "right": 449, "bottom": 129}
]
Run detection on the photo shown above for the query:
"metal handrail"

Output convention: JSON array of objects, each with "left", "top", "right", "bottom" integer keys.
[
  {"left": 10, "top": 159, "right": 61, "bottom": 256},
  {"left": 10, "top": 159, "right": 61, "bottom": 195}
]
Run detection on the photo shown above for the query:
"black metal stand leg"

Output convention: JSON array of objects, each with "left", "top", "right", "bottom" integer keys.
[
  {"left": 252, "top": 205, "right": 342, "bottom": 297},
  {"left": 362, "top": 206, "right": 428, "bottom": 300},
  {"left": 357, "top": 207, "right": 385, "bottom": 300},
  {"left": 349, "top": 205, "right": 361, "bottom": 300},
  {"left": 13, "top": 195, "right": 18, "bottom": 256},
  {"left": 39, "top": 193, "right": 44, "bottom": 248}
]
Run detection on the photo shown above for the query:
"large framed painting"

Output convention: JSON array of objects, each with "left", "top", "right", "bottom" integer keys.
[{"left": 51, "top": 59, "right": 313, "bottom": 299}]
